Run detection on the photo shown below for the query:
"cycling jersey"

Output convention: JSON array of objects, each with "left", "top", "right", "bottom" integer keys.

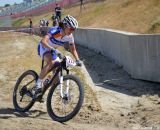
[
  {"left": 38, "top": 26, "right": 74, "bottom": 60},
  {"left": 47, "top": 26, "right": 74, "bottom": 46}
]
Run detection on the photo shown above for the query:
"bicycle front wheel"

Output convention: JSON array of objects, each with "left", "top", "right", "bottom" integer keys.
[
  {"left": 13, "top": 70, "right": 38, "bottom": 112},
  {"left": 47, "top": 74, "right": 84, "bottom": 122}
]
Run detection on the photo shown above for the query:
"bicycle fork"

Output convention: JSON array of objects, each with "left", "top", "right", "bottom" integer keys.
[{"left": 59, "top": 75, "right": 70, "bottom": 98}]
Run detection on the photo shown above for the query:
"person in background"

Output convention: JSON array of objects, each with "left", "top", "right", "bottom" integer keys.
[
  {"left": 29, "top": 18, "right": 33, "bottom": 35},
  {"left": 51, "top": 14, "right": 58, "bottom": 26},
  {"left": 80, "top": 0, "right": 85, "bottom": 13},
  {"left": 55, "top": 3, "right": 62, "bottom": 22},
  {"left": 46, "top": 20, "right": 49, "bottom": 27},
  {"left": 39, "top": 19, "right": 47, "bottom": 36}
]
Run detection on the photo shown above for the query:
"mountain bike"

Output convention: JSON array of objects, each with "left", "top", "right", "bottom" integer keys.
[{"left": 13, "top": 53, "right": 84, "bottom": 122}]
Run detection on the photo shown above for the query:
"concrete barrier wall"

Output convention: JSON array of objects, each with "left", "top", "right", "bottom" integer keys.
[
  {"left": 2, "top": 27, "right": 160, "bottom": 82},
  {"left": 74, "top": 28, "right": 160, "bottom": 82}
]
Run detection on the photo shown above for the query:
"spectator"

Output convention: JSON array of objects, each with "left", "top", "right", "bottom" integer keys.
[
  {"left": 80, "top": 0, "right": 85, "bottom": 13},
  {"left": 29, "top": 18, "right": 33, "bottom": 35},
  {"left": 39, "top": 19, "right": 45, "bottom": 27},
  {"left": 39, "top": 19, "right": 47, "bottom": 36},
  {"left": 51, "top": 14, "right": 58, "bottom": 26},
  {"left": 46, "top": 20, "right": 49, "bottom": 27},
  {"left": 55, "top": 3, "right": 62, "bottom": 22},
  {"left": 80, "top": 0, "right": 84, "bottom": 6},
  {"left": 51, "top": 14, "right": 55, "bottom": 21}
]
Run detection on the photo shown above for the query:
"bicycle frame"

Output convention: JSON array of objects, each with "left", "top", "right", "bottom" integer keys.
[
  {"left": 13, "top": 55, "right": 84, "bottom": 121},
  {"left": 41, "top": 58, "right": 69, "bottom": 98}
]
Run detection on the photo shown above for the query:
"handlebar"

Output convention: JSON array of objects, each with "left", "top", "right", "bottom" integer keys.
[{"left": 51, "top": 48, "right": 82, "bottom": 66}]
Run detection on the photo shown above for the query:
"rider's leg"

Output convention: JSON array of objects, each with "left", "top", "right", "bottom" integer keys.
[
  {"left": 36, "top": 53, "right": 55, "bottom": 90},
  {"left": 59, "top": 14, "right": 61, "bottom": 22},
  {"left": 39, "top": 53, "right": 55, "bottom": 79}
]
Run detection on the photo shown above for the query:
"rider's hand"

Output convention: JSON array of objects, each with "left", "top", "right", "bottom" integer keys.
[
  {"left": 52, "top": 48, "right": 63, "bottom": 59},
  {"left": 75, "top": 60, "right": 82, "bottom": 66},
  {"left": 50, "top": 48, "right": 56, "bottom": 54}
]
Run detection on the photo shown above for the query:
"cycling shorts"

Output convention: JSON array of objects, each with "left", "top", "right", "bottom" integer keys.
[{"left": 37, "top": 42, "right": 57, "bottom": 60}]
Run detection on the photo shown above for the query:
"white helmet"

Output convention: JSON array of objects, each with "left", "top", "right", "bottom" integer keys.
[{"left": 63, "top": 15, "right": 78, "bottom": 29}]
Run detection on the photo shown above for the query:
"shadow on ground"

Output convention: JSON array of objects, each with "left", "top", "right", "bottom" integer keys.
[
  {"left": 0, "top": 108, "right": 47, "bottom": 119},
  {"left": 77, "top": 45, "right": 160, "bottom": 97}
]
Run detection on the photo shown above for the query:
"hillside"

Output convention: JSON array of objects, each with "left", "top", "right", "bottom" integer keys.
[{"left": 12, "top": 0, "right": 160, "bottom": 33}]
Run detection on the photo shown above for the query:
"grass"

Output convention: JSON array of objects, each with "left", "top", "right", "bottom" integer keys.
[
  {"left": 9, "top": 0, "right": 160, "bottom": 33},
  {"left": 12, "top": 17, "right": 28, "bottom": 27},
  {"left": 149, "top": 17, "right": 160, "bottom": 33}
]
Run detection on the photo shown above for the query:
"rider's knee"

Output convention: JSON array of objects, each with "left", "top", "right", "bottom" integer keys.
[
  {"left": 47, "top": 61, "right": 55, "bottom": 69},
  {"left": 51, "top": 60, "right": 55, "bottom": 64}
]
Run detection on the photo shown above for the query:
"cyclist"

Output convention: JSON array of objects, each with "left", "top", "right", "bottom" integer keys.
[{"left": 36, "top": 15, "right": 81, "bottom": 97}]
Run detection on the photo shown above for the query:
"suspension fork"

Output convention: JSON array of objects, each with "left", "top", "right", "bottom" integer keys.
[
  {"left": 59, "top": 70, "right": 64, "bottom": 98},
  {"left": 59, "top": 68, "right": 70, "bottom": 98},
  {"left": 66, "top": 69, "right": 70, "bottom": 96}
]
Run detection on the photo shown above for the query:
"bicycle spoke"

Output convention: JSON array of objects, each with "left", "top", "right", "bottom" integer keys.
[
  {"left": 13, "top": 70, "right": 38, "bottom": 112},
  {"left": 50, "top": 78, "right": 80, "bottom": 117}
]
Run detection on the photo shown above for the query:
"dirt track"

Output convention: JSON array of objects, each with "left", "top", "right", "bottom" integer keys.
[{"left": 0, "top": 32, "right": 159, "bottom": 130}]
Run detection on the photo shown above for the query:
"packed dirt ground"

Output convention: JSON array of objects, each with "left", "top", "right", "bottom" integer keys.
[{"left": 0, "top": 32, "right": 159, "bottom": 130}]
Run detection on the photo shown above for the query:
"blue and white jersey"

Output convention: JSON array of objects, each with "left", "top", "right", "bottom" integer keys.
[
  {"left": 38, "top": 26, "right": 74, "bottom": 60},
  {"left": 47, "top": 26, "right": 74, "bottom": 47}
]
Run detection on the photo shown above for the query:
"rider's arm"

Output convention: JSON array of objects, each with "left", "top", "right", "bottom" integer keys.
[
  {"left": 69, "top": 42, "right": 80, "bottom": 60},
  {"left": 41, "top": 35, "right": 53, "bottom": 50}
]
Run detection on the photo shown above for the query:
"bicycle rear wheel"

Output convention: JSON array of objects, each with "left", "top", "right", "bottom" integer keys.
[
  {"left": 47, "top": 74, "right": 84, "bottom": 122},
  {"left": 13, "top": 70, "right": 38, "bottom": 112}
]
